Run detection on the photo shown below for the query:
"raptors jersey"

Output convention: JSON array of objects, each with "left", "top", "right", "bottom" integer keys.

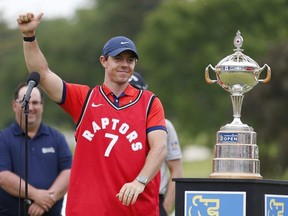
[{"left": 65, "top": 85, "right": 161, "bottom": 216}]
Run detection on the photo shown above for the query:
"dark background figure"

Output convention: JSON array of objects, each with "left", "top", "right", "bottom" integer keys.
[
  {"left": 0, "top": 83, "right": 72, "bottom": 216},
  {"left": 129, "top": 72, "right": 183, "bottom": 216}
]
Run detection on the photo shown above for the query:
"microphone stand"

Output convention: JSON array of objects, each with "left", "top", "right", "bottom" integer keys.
[
  {"left": 20, "top": 72, "right": 40, "bottom": 215},
  {"left": 22, "top": 100, "right": 31, "bottom": 216}
]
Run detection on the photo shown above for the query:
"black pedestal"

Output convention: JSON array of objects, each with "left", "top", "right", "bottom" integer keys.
[{"left": 173, "top": 178, "right": 288, "bottom": 216}]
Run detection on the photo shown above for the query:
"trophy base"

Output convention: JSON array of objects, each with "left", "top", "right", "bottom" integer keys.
[
  {"left": 210, "top": 172, "right": 262, "bottom": 179},
  {"left": 211, "top": 157, "right": 261, "bottom": 179},
  {"left": 210, "top": 128, "right": 262, "bottom": 179}
]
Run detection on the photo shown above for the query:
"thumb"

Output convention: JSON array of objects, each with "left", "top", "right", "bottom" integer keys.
[
  {"left": 35, "top": 13, "right": 44, "bottom": 22},
  {"left": 26, "top": 12, "right": 44, "bottom": 22}
]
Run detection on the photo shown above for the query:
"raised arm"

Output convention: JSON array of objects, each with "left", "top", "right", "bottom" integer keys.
[{"left": 17, "top": 13, "right": 63, "bottom": 103}]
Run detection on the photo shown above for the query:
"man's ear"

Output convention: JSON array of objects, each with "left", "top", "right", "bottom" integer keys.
[{"left": 100, "top": 55, "right": 107, "bottom": 67}]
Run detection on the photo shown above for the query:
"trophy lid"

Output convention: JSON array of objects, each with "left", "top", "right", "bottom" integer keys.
[
  {"left": 214, "top": 30, "right": 261, "bottom": 94},
  {"left": 216, "top": 30, "right": 260, "bottom": 72}
]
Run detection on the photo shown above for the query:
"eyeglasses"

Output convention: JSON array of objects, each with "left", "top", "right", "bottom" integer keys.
[{"left": 15, "top": 99, "right": 43, "bottom": 106}]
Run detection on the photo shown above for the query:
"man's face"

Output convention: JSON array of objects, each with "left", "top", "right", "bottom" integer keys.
[
  {"left": 13, "top": 86, "right": 43, "bottom": 128},
  {"left": 101, "top": 50, "right": 137, "bottom": 86}
]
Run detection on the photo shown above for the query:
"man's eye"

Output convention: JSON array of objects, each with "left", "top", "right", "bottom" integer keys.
[{"left": 114, "top": 56, "right": 122, "bottom": 61}]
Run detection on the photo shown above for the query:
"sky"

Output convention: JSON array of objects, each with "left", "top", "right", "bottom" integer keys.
[{"left": 0, "top": 0, "right": 92, "bottom": 27}]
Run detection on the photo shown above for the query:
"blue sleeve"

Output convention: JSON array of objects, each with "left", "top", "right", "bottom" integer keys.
[{"left": 0, "top": 129, "right": 12, "bottom": 172}]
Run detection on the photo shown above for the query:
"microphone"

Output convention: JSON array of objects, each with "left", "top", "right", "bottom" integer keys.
[{"left": 21, "top": 72, "right": 41, "bottom": 108}]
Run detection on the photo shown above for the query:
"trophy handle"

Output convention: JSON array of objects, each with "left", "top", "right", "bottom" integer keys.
[
  {"left": 258, "top": 64, "right": 271, "bottom": 84},
  {"left": 205, "top": 64, "right": 217, "bottom": 84}
]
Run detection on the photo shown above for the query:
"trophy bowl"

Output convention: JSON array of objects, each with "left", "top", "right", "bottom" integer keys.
[
  {"left": 205, "top": 30, "right": 271, "bottom": 96},
  {"left": 205, "top": 30, "right": 271, "bottom": 179},
  {"left": 216, "top": 57, "right": 262, "bottom": 94}
]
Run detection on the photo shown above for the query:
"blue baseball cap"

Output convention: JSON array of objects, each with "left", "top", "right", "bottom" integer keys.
[{"left": 102, "top": 36, "right": 138, "bottom": 59}]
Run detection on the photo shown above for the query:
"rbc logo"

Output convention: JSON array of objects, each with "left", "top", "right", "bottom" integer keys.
[
  {"left": 185, "top": 191, "right": 245, "bottom": 216},
  {"left": 265, "top": 195, "right": 288, "bottom": 216}
]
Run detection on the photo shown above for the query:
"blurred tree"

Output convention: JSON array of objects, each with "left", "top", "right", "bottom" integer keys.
[
  {"left": 64, "top": 0, "right": 164, "bottom": 87},
  {"left": 1, "top": 0, "right": 288, "bottom": 177},
  {"left": 244, "top": 41, "right": 288, "bottom": 178},
  {"left": 0, "top": 21, "right": 27, "bottom": 126},
  {"left": 1, "top": 0, "right": 164, "bottom": 128},
  {"left": 137, "top": 0, "right": 288, "bottom": 151}
]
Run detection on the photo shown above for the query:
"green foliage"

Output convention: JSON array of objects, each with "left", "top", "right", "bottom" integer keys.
[
  {"left": 136, "top": 0, "right": 288, "bottom": 177},
  {"left": 244, "top": 41, "right": 288, "bottom": 177},
  {"left": 0, "top": 21, "right": 28, "bottom": 126},
  {"left": 137, "top": 0, "right": 288, "bottom": 150},
  {"left": 1, "top": 0, "right": 288, "bottom": 177}
]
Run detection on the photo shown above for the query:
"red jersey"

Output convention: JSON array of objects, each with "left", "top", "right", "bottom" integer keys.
[{"left": 61, "top": 83, "right": 166, "bottom": 216}]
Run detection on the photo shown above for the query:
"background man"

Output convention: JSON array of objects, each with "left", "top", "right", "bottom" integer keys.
[
  {"left": 0, "top": 83, "right": 72, "bottom": 216},
  {"left": 129, "top": 72, "right": 183, "bottom": 216}
]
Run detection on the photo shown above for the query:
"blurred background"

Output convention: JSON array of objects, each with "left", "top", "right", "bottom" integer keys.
[{"left": 1, "top": 0, "right": 288, "bottom": 180}]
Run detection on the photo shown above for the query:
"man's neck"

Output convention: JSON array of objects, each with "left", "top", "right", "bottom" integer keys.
[{"left": 103, "top": 82, "right": 128, "bottom": 98}]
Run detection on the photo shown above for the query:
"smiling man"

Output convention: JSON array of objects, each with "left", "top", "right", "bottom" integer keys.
[
  {"left": 17, "top": 12, "right": 168, "bottom": 216},
  {"left": 0, "top": 83, "right": 72, "bottom": 216}
]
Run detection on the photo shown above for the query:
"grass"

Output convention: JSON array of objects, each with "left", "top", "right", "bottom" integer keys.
[{"left": 182, "top": 157, "right": 213, "bottom": 178}]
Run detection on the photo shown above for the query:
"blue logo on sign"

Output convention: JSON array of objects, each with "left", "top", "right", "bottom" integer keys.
[
  {"left": 265, "top": 194, "right": 288, "bottom": 216},
  {"left": 185, "top": 191, "right": 246, "bottom": 216},
  {"left": 218, "top": 133, "right": 238, "bottom": 143}
]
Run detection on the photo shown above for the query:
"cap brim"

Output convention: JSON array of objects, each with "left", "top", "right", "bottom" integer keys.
[{"left": 109, "top": 48, "right": 138, "bottom": 59}]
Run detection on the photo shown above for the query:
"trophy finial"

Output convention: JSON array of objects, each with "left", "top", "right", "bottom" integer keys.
[{"left": 233, "top": 30, "right": 243, "bottom": 52}]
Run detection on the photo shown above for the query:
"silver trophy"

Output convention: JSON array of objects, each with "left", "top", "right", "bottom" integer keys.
[{"left": 205, "top": 30, "right": 271, "bottom": 179}]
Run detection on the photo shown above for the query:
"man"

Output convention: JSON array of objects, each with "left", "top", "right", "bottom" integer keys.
[
  {"left": 129, "top": 72, "right": 183, "bottom": 216},
  {"left": 159, "top": 119, "right": 182, "bottom": 216},
  {"left": 17, "top": 12, "right": 167, "bottom": 216},
  {"left": 0, "top": 83, "right": 72, "bottom": 216}
]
